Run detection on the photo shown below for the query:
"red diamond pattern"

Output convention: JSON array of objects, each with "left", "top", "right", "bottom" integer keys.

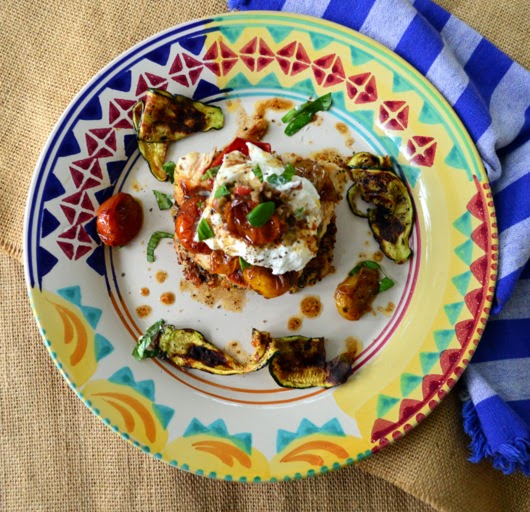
[
  {"left": 57, "top": 225, "right": 95, "bottom": 261},
  {"left": 346, "top": 72, "right": 378, "bottom": 103},
  {"left": 108, "top": 98, "right": 137, "bottom": 129},
  {"left": 85, "top": 128, "right": 116, "bottom": 158},
  {"left": 275, "top": 41, "right": 311, "bottom": 76},
  {"left": 379, "top": 100, "right": 409, "bottom": 130},
  {"left": 311, "top": 53, "right": 345, "bottom": 86},
  {"left": 406, "top": 136, "right": 437, "bottom": 167},
  {"left": 239, "top": 37, "right": 274, "bottom": 72},
  {"left": 169, "top": 53, "right": 204, "bottom": 87},
  {"left": 203, "top": 41, "right": 238, "bottom": 76},
  {"left": 135, "top": 73, "right": 168, "bottom": 97}
]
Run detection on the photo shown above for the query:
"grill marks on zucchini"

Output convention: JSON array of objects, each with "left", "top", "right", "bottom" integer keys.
[
  {"left": 133, "top": 321, "right": 357, "bottom": 388},
  {"left": 347, "top": 152, "right": 414, "bottom": 264},
  {"left": 132, "top": 88, "right": 224, "bottom": 181}
]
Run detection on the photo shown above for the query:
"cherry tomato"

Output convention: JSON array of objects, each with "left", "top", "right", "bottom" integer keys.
[
  {"left": 225, "top": 199, "right": 282, "bottom": 246},
  {"left": 334, "top": 266, "right": 380, "bottom": 320},
  {"left": 242, "top": 266, "right": 295, "bottom": 299},
  {"left": 96, "top": 192, "right": 143, "bottom": 247},
  {"left": 210, "top": 250, "right": 240, "bottom": 275},
  {"left": 208, "top": 138, "right": 272, "bottom": 169},
  {"left": 175, "top": 195, "right": 212, "bottom": 254}
]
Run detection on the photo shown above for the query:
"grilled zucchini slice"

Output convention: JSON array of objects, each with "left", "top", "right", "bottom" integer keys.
[
  {"left": 132, "top": 89, "right": 224, "bottom": 181},
  {"left": 137, "top": 89, "right": 224, "bottom": 143},
  {"left": 347, "top": 161, "right": 414, "bottom": 264},
  {"left": 268, "top": 336, "right": 355, "bottom": 389},
  {"left": 132, "top": 99, "right": 168, "bottom": 181},
  {"left": 132, "top": 322, "right": 357, "bottom": 388}
]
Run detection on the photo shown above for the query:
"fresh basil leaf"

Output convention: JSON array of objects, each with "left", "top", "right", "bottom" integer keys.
[
  {"left": 147, "top": 231, "right": 173, "bottom": 263},
  {"left": 379, "top": 276, "right": 395, "bottom": 293},
  {"left": 153, "top": 190, "right": 173, "bottom": 210},
  {"left": 197, "top": 218, "right": 214, "bottom": 240},
  {"left": 283, "top": 93, "right": 333, "bottom": 136},
  {"left": 214, "top": 184, "right": 230, "bottom": 198},
  {"left": 266, "top": 163, "right": 297, "bottom": 187},
  {"left": 247, "top": 201, "right": 276, "bottom": 227},
  {"left": 132, "top": 319, "right": 165, "bottom": 360},
  {"left": 200, "top": 165, "right": 221, "bottom": 181},
  {"left": 239, "top": 257, "right": 251, "bottom": 270},
  {"left": 253, "top": 164, "right": 263, "bottom": 182},
  {"left": 162, "top": 161, "right": 175, "bottom": 183}
]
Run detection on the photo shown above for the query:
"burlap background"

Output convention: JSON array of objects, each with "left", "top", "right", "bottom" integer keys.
[{"left": 0, "top": 1, "right": 528, "bottom": 511}]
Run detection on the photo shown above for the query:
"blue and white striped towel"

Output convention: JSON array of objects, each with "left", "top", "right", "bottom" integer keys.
[{"left": 229, "top": 0, "right": 530, "bottom": 475}]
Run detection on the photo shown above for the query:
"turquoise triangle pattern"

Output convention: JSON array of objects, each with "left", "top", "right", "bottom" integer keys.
[
  {"left": 420, "top": 352, "right": 439, "bottom": 374},
  {"left": 184, "top": 418, "right": 208, "bottom": 437},
  {"left": 152, "top": 403, "right": 175, "bottom": 429},
  {"left": 452, "top": 211, "right": 472, "bottom": 236},
  {"left": 400, "top": 164, "right": 420, "bottom": 188},
  {"left": 267, "top": 26, "right": 293, "bottom": 43},
  {"left": 400, "top": 373, "right": 423, "bottom": 397},
  {"left": 94, "top": 333, "right": 114, "bottom": 361},
  {"left": 80, "top": 305, "right": 102, "bottom": 329},
  {"left": 351, "top": 109, "right": 375, "bottom": 129},
  {"left": 209, "top": 418, "right": 229, "bottom": 436},
  {"left": 444, "top": 302, "right": 465, "bottom": 325},
  {"left": 434, "top": 329, "right": 455, "bottom": 351},
  {"left": 419, "top": 102, "right": 443, "bottom": 125},
  {"left": 277, "top": 430, "right": 297, "bottom": 453},
  {"left": 256, "top": 72, "right": 283, "bottom": 89},
  {"left": 309, "top": 32, "right": 334, "bottom": 50},
  {"left": 291, "top": 78, "right": 317, "bottom": 96},
  {"left": 392, "top": 73, "right": 414, "bottom": 93},
  {"left": 225, "top": 72, "right": 253, "bottom": 90},
  {"left": 445, "top": 145, "right": 466, "bottom": 169},
  {"left": 445, "top": 145, "right": 473, "bottom": 180},
  {"left": 350, "top": 46, "right": 373, "bottom": 66},
  {"left": 376, "top": 394, "right": 400, "bottom": 417},
  {"left": 220, "top": 26, "right": 245, "bottom": 44},
  {"left": 455, "top": 239, "right": 474, "bottom": 265},
  {"left": 57, "top": 286, "right": 81, "bottom": 306},
  {"left": 136, "top": 379, "right": 155, "bottom": 401},
  {"left": 452, "top": 271, "right": 472, "bottom": 296}
]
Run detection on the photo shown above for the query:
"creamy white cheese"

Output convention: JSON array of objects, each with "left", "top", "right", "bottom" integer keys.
[{"left": 200, "top": 143, "right": 322, "bottom": 275}]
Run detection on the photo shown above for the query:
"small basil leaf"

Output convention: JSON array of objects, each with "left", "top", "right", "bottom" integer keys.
[
  {"left": 153, "top": 190, "right": 173, "bottom": 210},
  {"left": 132, "top": 319, "right": 165, "bottom": 360},
  {"left": 162, "top": 161, "right": 175, "bottom": 183},
  {"left": 247, "top": 202, "right": 276, "bottom": 227},
  {"left": 214, "top": 184, "right": 231, "bottom": 198},
  {"left": 147, "top": 231, "right": 173, "bottom": 263},
  {"left": 197, "top": 218, "right": 214, "bottom": 240},
  {"left": 239, "top": 257, "right": 251, "bottom": 270}
]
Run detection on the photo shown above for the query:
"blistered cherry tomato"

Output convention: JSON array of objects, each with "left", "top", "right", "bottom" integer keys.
[
  {"left": 96, "top": 192, "right": 142, "bottom": 247},
  {"left": 225, "top": 199, "right": 282, "bottom": 246},
  {"left": 175, "top": 195, "right": 212, "bottom": 254},
  {"left": 334, "top": 266, "right": 380, "bottom": 320},
  {"left": 210, "top": 250, "right": 240, "bottom": 275},
  {"left": 242, "top": 266, "right": 295, "bottom": 299}
]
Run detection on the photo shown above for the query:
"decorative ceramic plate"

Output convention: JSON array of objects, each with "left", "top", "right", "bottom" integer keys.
[{"left": 24, "top": 12, "right": 497, "bottom": 481}]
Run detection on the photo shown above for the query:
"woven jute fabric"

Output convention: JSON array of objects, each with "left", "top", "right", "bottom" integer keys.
[{"left": 1, "top": 1, "right": 529, "bottom": 511}]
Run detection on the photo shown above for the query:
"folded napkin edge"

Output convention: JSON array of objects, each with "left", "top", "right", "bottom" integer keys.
[{"left": 462, "top": 398, "right": 530, "bottom": 475}]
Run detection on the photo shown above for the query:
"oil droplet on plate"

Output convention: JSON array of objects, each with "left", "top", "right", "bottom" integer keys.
[
  {"left": 288, "top": 316, "right": 303, "bottom": 331},
  {"left": 156, "top": 271, "right": 168, "bottom": 283},
  {"left": 160, "top": 292, "right": 175, "bottom": 305},
  {"left": 136, "top": 305, "right": 152, "bottom": 318},
  {"left": 140, "top": 287, "right": 150, "bottom": 297},
  {"left": 344, "top": 336, "right": 362, "bottom": 357},
  {"left": 300, "top": 296, "right": 322, "bottom": 318}
]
